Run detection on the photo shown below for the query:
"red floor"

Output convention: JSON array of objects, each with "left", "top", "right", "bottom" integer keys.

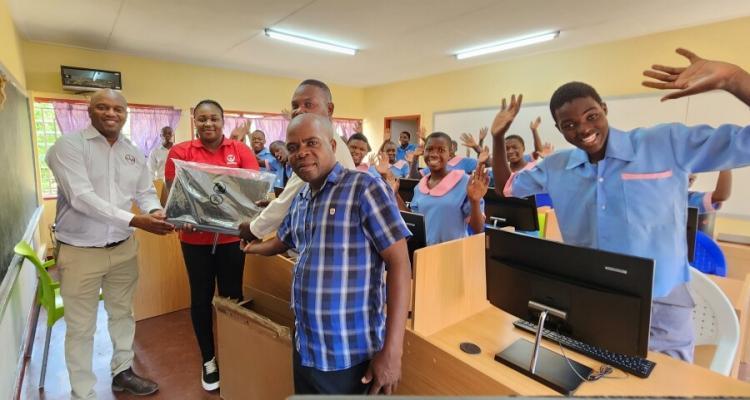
[{"left": 20, "top": 303, "right": 220, "bottom": 400}]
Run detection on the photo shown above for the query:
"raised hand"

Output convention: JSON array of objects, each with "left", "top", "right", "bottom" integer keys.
[
  {"left": 404, "top": 151, "right": 415, "bottom": 163},
  {"left": 413, "top": 144, "right": 424, "bottom": 158},
  {"left": 477, "top": 146, "right": 490, "bottom": 165},
  {"left": 530, "top": 116, "right": 541, "bottom": 131},
  {"left": 416, "top": 126, "right": 427, "bottom": 145},
  {"left": 375, "top": 152, "right": 391, "bottom": 175},
  {"left": 460, "top": 132, "right": 479, "bottom": 149},
  {"left": 478, "top": 126, "right": 489, "bottom": 143},
  {"left": 467, "top": 166, "right": 490, "bottom": 202},
  {"left": 354, "top": 120, "right": 363, "bottom": 133},
  {"left": 642, "top": 48, "right": 746, "bottom": 101},
  {"left": 540, "top": 142, "right": 554, "bottom": 158},
  {"left": 230, "top": 122, "right": 250, "bottom": 141},
  {"left": 490, "top": 94, "right": 523, "bottom": 138}
]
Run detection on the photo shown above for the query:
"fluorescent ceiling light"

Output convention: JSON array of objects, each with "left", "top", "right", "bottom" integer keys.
[
  {"left": 455, "top": 31, "right": 560, "bottom": 60},
  {"left": 264, "top": 28, "right": 357, "bottom": 55}
]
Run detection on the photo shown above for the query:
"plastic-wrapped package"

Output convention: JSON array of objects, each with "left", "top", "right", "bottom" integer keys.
[{"left": 165, "top": 160, "right": 276, "bottom": 235}]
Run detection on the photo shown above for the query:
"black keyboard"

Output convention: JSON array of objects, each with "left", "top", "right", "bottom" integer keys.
[{"left": 512, "top": 319, "right": 656, "bottom": 378}]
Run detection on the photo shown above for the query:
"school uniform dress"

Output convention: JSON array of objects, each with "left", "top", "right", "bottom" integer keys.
[
  {"left": 165, "top": 137, "right": 259, "bottom": 364},
  {"left": 410, "top": 169, "right": 483, "bottom": 245},
  {"left": 389, "top": 160, "right": 410, "bottom": 178},
  {"left": 271, "top": 161, "right": 293, "bottom": 188},
  {"left": 277, "top": 163, "right": 410, "bottom": 394},
  {"left": 504, "top": 124, "right": 750, "bottom": 361},
  {"left": 255, "top": 147, "right": 276, "bottom": 171},
  {"left": 687, "top": 191, "right": 721, "bottom": 214},
  {"left": 396, "top": 143, "right": 417, "bottom": 161},
  {"left": 447, "top": 155, "right": 478, "bottom": 174}
]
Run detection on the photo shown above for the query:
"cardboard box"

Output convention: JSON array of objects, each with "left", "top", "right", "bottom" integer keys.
[{"left": 214, "top": 291, "right": 294, "bottom": 400}]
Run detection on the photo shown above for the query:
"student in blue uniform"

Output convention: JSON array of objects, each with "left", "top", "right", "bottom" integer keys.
[
  {"left": 380, "top": 140, "right": 410, "bottom": 178},
  {"left": 404, "top": 132, "right": 488, "bottom": 245},
  {"left": 250, "top": 130, "right": 276, "bottom": 171},
  {"left": 268, "top": 140, "right": 292, "bottom": 188},
  {"left": 347, "top": 133, "right": 375, "bottom": 174},
  {"left": 688, "top": 170, "right": 732, "bottom": 214},
  {"left": 491, "top": 48, "right": 750, "bottom": 362},
  {"left": 396, "top": 131, "right": 417, "bottom": 161}
]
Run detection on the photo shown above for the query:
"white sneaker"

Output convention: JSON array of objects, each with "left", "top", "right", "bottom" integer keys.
[{"left": 201, "top": 357, "right": 220, "bottom": 391}]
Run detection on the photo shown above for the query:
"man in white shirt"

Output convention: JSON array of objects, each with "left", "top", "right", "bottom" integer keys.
[
  {"left": 239, "top": 79, "right": 355, "bottom": 240},
  {"left": 46, "top": 89, "right": 174, "bottom": 400},
  {"left": 147, "top": 126, "right": 173, "bottom": 180}
]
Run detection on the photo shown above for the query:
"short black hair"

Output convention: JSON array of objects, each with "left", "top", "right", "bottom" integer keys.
[
  {"left": 298, "top": 79, "right": 332, "bottom": 102},
  {"left": 400, "top": 131, "right": 411, "bottom": 139},
  {"left": 549, "top": 81, "right": 603, "bottom": 122},
  {"left": 347, "top": 132, "right": 372, "bottom": 151},
  {"left": 269, "top": 140, "right": 285, "bottom": 150},
  {"left": 161, "top": 126, "right": 172, "bottom": 133},
  {"left": 193, "top": 99, "right": 224, "bottom": 118},
  {"left": 252, "top": 129, "right": 265, "bottom": 138},
  {"left": 505, "top": 134, "right": 525, "bottom": 148},
  {"left": 379, "top": 139, "right": 396, "bottom": 152},
  {"left": 426, "top": 131, "right": 452, "bottom": 147}
]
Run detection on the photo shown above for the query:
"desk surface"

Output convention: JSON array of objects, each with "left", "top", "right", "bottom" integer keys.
[{"left": 419, "top": 306, "right": 750, "bottom": 397}]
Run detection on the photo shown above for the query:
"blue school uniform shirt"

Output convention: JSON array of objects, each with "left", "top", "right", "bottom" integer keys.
[
  {"left": 396, "top": 143, "right": 417, "bottom": 161},
  {"left": 410, "top": 169, "right": 483, "bottom": 245},
  {"left": 687, "top": 191, "right": 721, "bottom": 215},
  {"left": 505, "top": 124, "right": 750, "bottom": 298},
  {"left": 390, "top": 160, "right": 410, "bottom": 178},
  {"left": 447, "top": 156, "right": 478, "bottom": 174},
  {"left": 273, "top": 162, "right": 293, "bottom": 188},
  {"left": 255, "top": 148, "right": 276, "bottom": 171},
  {"left": 277, "top": 163, "right": 411, "bottom": 371}
]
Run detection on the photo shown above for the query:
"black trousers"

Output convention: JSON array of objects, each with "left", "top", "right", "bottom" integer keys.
[
  {"left": 181, "top": 242, "right": 245, "bottom": 362},
  {"left": 293, "top": 348, "right": 372, "bottom": 395}
]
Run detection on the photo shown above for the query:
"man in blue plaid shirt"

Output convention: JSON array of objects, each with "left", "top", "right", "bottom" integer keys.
[{"left": 242, "top": 113, "right": 412, "bottom": 395}]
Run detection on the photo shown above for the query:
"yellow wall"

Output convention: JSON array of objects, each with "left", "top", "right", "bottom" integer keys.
[
  {"left": 361, "top": 16, "right": 750, "bottom": 143},
  {"left": 22, "top": 41, "right": 366, "bottom": 143},
  {"left": 0, "top": 0, "right": 25, "bottom": 87}
]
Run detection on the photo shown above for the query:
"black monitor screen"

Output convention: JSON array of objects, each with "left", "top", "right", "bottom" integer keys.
[
  {"left": 61, "top": 65, "right": 122, "bottom": 90},
  {"left": 398, "top": 178, "right": 419, "bottom": 204},
  {"left": 484, "top": 190, "right": 539, "bottom": 231},
  {"left": 485, "top": 227, "right": 654, "bottom": 357},
  {"left": 686, "top": 207, "right": 698, "bottom": 263},
  {"left": 400, "top": 211, "right": 426, "bottom": 269}
]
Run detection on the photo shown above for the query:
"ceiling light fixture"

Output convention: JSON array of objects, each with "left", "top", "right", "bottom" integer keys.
[
  {"left": 264, "top": 28, "right": 357, "bottom": 55},
  {"left": 455, "top": 31, "right": 560, "bottom": 60}
]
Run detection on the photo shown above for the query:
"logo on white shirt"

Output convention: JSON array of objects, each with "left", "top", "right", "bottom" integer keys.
[
  {"left": 124, "top": 154, "right": 136, "bottom": 164},
  {"left": 226, "top": 154, "right": 237, "bottom": 164}
]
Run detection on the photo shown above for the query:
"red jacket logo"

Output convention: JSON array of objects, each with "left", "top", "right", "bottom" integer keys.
[{"left": 226, "top": 154, "right": 237, "bottom": 164}]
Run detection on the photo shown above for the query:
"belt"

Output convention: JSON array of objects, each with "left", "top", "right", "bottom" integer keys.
[{"left": 59, "top": 237, "right": 129, "bottom": 249}]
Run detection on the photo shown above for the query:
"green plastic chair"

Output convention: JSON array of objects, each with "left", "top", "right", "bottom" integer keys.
[{"left": 13, "top": 240, "right": 102, "bottom": 389}]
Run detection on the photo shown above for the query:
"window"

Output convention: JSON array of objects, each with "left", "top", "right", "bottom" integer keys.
[{"left": 33, "top": 99, "right": 173, "bottom": 198}]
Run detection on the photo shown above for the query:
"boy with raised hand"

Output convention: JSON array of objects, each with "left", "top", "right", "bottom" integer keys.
[{"left": 491, "top": 48, "right": 750, "bottom": 361}]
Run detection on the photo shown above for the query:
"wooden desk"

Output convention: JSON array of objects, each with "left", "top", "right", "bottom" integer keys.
[
  {"left": 400, "top": 234, "right": 750, "bottom": 397},
  {"left": 401, "top": 307, "right": 750, "bottom": 396}
]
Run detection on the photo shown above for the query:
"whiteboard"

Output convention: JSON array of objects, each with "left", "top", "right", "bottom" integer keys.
[{"left": 434, "top": 92, "right": 749, "bottom": 218}]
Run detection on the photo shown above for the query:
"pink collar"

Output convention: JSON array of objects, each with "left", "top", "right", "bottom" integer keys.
[
  {"left": 418, "top": 170, "right": 465, "bottom": 197},
  {"left": 356, "top": 163, "right": 370, "bottom": 172},
  {"left": 392, "top": 160, "right": 408, "bottom": 169},
  {"left": 447, "top": 156, "right": 464, "bottom": 167}
]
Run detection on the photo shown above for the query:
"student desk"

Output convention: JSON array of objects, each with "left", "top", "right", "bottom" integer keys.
[{"left": 397, "top": 233, "right": 750, "bottom": 397}]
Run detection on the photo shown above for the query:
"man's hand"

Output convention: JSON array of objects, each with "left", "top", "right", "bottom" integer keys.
[
  {"left": 643, "top": 48, "right": 747, "bottom": 101},
  {"left": 238, "top": 221, "right": 259, "bottom": 243},
  {"left": 130, "top": 212, "right": 174, "bottom": 235},
  {"left": 490, "top": 94, "right": 523, "bottom": 138},
  {"left": 362, "top": 346, "right": 402, "bottom": 394}
]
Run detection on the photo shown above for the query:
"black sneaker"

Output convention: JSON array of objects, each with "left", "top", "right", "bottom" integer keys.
[{"left": 202, "top": 357, "right": 220, "bottom": 391}]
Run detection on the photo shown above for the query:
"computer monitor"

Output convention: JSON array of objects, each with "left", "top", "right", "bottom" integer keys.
[
  {"left": 398, "top": 178, "right": 419, "bottom": 205},
  {"left": 400, "top": 211, "right": 426, "bottom": 269},
  {"left": 686, "top": 207, "right": 698, "bottom": 263},
  {"left": 484, "top": 190, "right": 539, "bottom": 231},
  {"left": 485, "top": 228, "right": 654, "bottom": 393}
]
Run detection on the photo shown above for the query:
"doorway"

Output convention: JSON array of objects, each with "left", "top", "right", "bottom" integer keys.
[{"left": 383, "top": 115, "right": 420, "bottom": 149}]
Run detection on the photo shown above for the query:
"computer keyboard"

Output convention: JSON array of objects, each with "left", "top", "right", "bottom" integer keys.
[{"left": 512, "top": 319, "right": 656, "bottom": 378}]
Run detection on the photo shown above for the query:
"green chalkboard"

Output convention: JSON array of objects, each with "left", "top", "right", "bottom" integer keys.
[{"left": 0, "top": 79, "right": 39, "bottom": 284}]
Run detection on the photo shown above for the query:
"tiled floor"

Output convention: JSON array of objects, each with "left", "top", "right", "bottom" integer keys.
[{"left": 20, "top": 303, "right": 219, "bottom": 400}]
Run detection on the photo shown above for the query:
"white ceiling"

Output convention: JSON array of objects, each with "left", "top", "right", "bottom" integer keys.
[{"left": 9, "top": 0, "right": 750, "bottom": 87}]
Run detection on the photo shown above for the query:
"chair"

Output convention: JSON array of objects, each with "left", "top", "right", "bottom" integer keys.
[
  {"left": 688, "top": 267, "right": 740, "bottom": 376},
  {"left": 693, "top": 231, "right": 728, "bottom": 277},
  {"left": 13, "top": 240, "right": 102, "bottom": 389}
]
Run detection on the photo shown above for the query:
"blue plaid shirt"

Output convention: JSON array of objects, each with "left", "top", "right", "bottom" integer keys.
[{"left": 278, "top": 163, "right": 411, "bottom": 371}]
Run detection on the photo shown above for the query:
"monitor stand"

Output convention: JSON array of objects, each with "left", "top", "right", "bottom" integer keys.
[{"left": 494, "top": 302, "right": 592, "bottom": 395}]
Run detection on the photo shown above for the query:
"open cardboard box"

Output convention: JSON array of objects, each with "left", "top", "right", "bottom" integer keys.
[{"left": 214, "top": 286, "right": 295, "bottom": 400}]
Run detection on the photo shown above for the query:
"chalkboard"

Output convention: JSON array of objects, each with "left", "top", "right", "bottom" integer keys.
[{"left": 0, "top": 77, "right": 38, "bottom": 284}]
